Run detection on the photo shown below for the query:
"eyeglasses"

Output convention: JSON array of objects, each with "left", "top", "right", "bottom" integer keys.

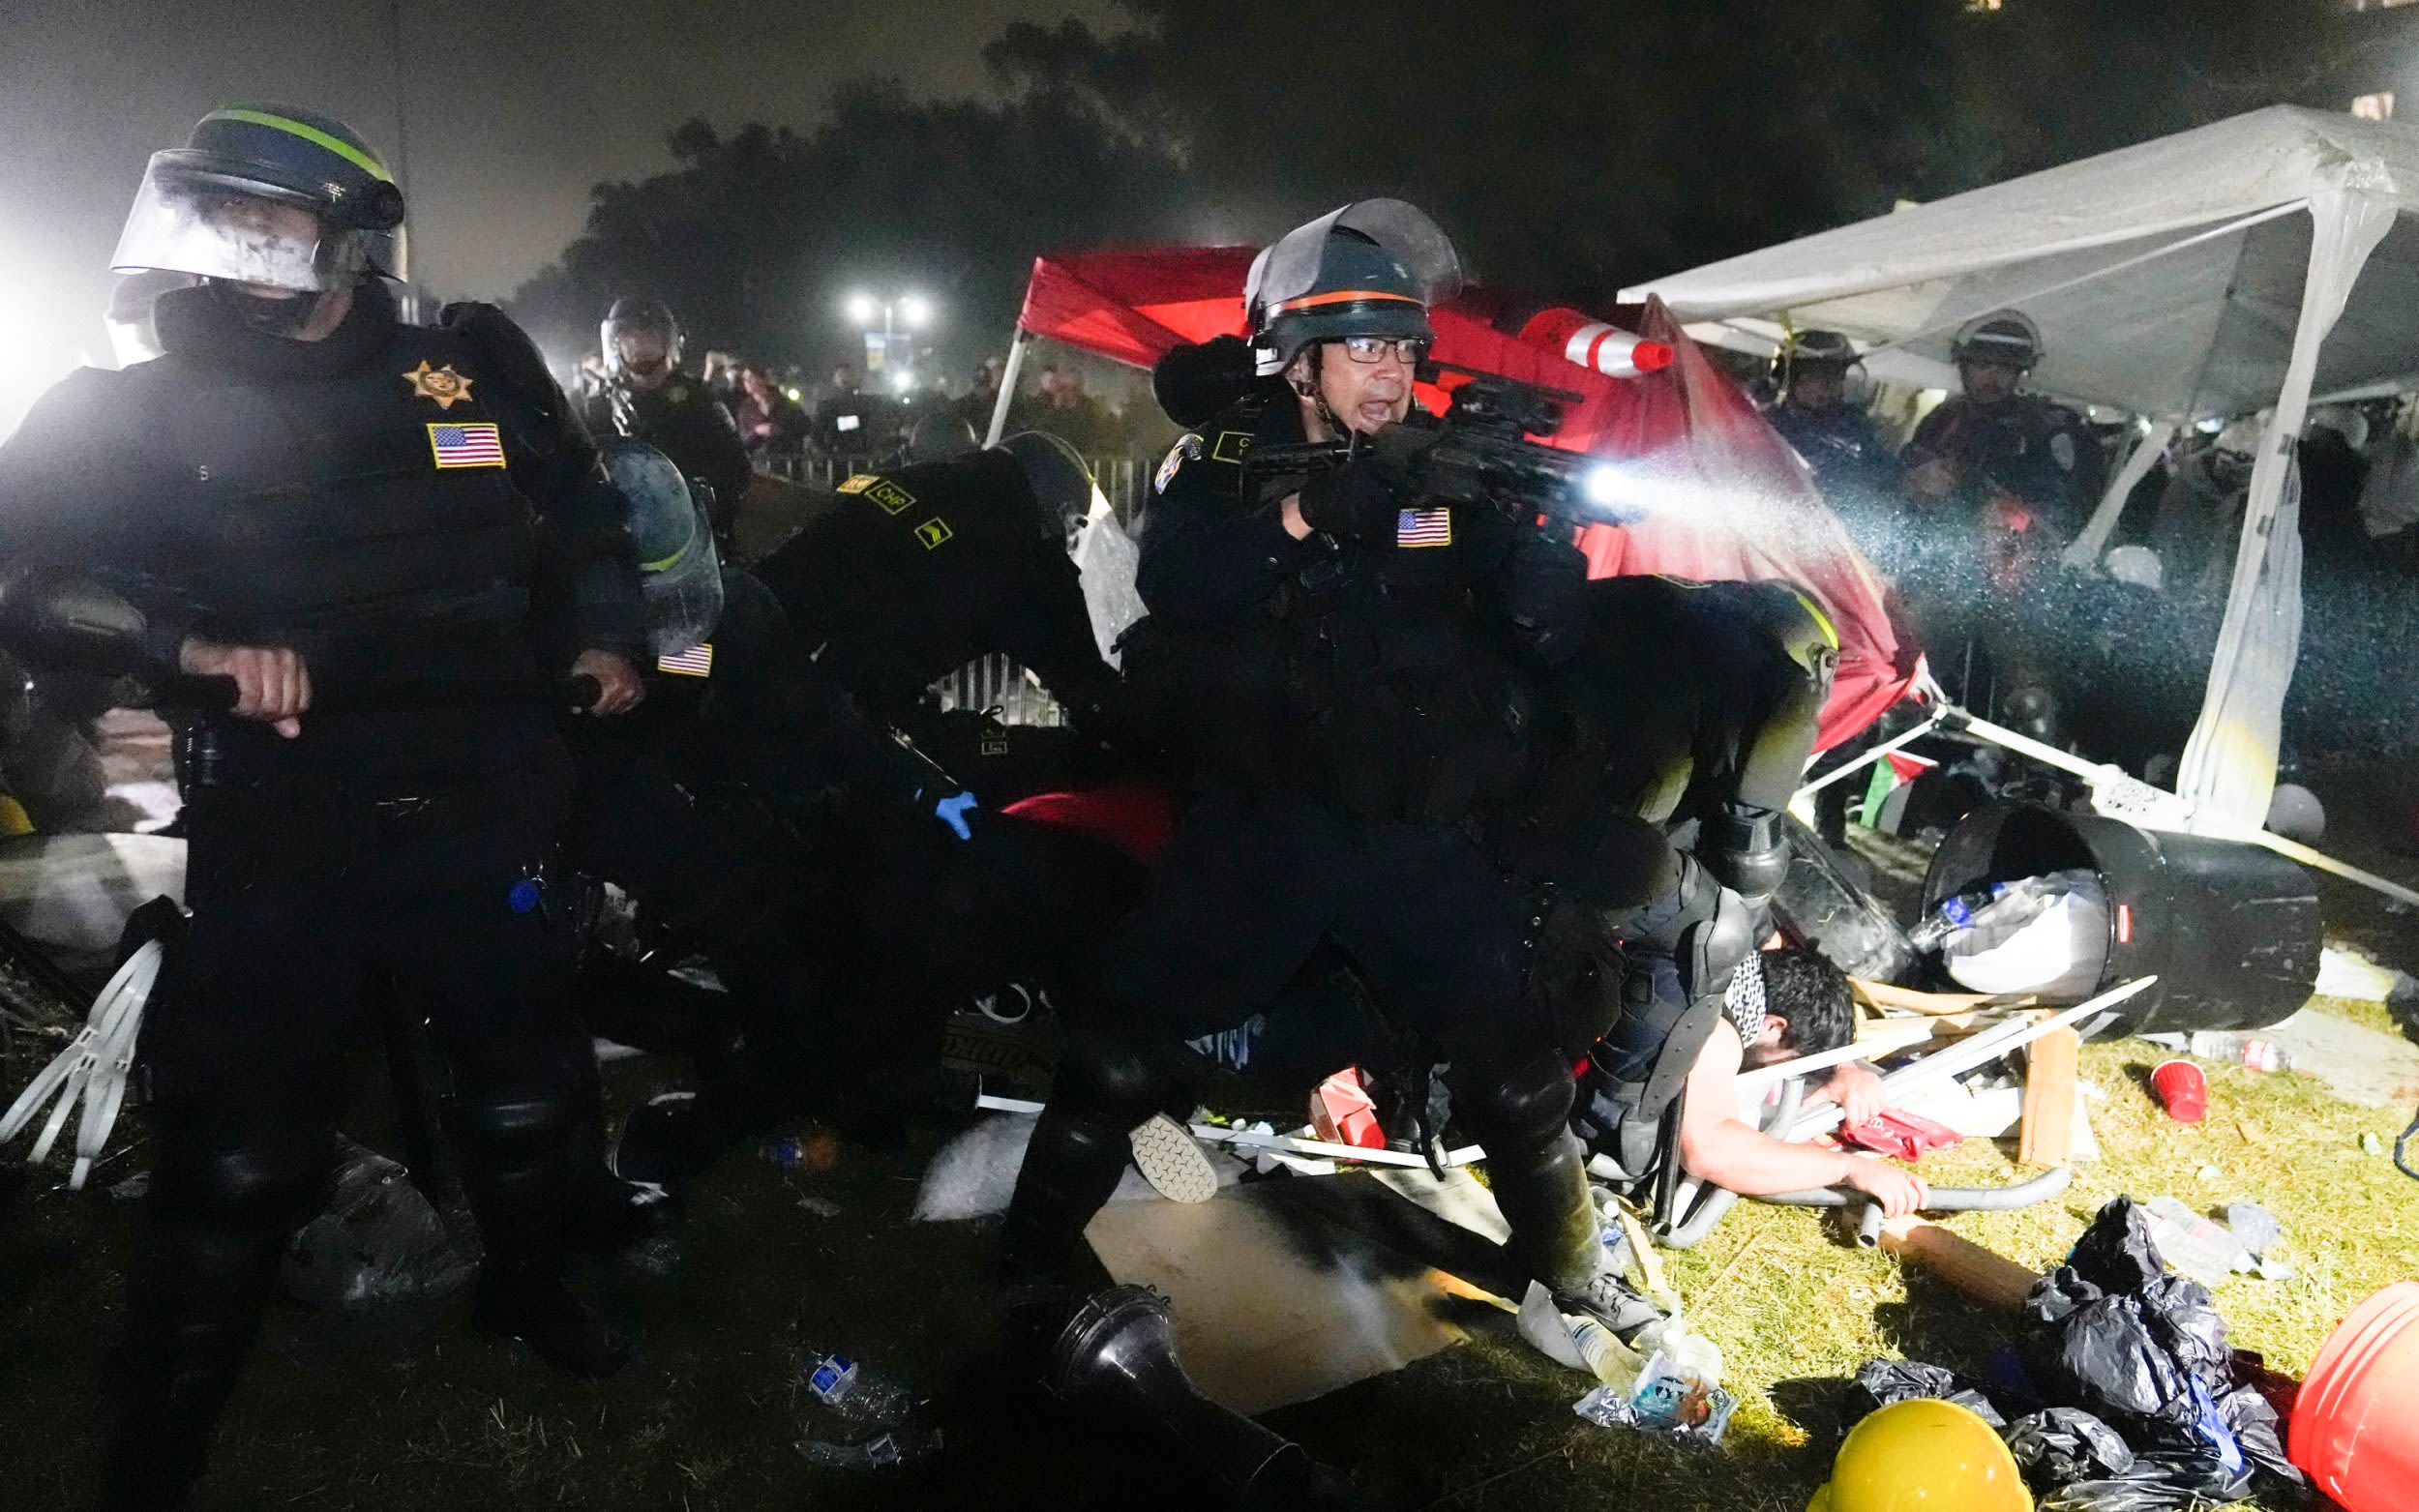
[{"left": 1339, "top": 335, "right": 1428, "bottom": 366}]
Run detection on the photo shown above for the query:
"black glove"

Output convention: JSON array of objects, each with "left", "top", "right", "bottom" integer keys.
[{"left": 1295, "top": 459, "right": 1409, "bottom": 541}]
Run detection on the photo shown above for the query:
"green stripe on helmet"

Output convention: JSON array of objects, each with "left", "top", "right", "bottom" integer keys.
[
  {"left": 204, "top": 107, "right": 393, "bottom": 183},
  {"left": 640, "top": 541, "right": 693, "bottom": 574}
]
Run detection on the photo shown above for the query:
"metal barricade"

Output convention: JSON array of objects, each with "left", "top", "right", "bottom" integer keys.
[{"left": 930, "top": 656, "right": 1065, "bottom": 727}]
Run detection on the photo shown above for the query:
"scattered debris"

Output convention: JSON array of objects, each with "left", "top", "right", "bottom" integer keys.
[
  {"left": 799, "top": 1348, "right": 917, "bottom": 1427},
  {"left": 2149, "top": 1059, "right": 2207, "bottom": 1123},
  {"left": 793, "top": 1195, "right": 841, "bottom": 1218},
  {"left": 1572, "top": 1351, "right": 1738, "bottom": 1445}
]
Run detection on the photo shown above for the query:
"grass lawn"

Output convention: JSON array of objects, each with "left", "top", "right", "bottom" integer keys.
[{"left": 4, "top": 996, "right": 2412, "bottom": 1511}]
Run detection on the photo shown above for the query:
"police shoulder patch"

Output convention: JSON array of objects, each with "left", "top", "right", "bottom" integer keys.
[{"left": 1155, "top": 433, "right": 1203, "bottom": 494}]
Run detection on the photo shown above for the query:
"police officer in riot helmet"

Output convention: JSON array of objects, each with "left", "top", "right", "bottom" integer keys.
[
  {"left": 1765, "top": 329, "right": 1896, "bottom": 506},
  {"left": 995, "top": 201, "right": 1665, "bottom": 1353},
  {"left": 578, "top": 296, "right": 755, "bottom": 547},
  {"left": 1901, "top": 309, "right": 2102, "bottom": 538},
  {"left": 751, "top": 429, "right": 1120, "bottom": 734},
  {"left": 0, "top": 104, "right": 646, "bottom": 1508}
]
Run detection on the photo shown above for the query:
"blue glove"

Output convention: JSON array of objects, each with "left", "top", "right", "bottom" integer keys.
[{"left": 932, "top": 790, "right": 979, "bottom": 841}]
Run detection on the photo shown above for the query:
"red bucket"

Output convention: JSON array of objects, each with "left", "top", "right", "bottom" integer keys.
[{"left": 2290, "top": 1281, "right": 2419, "bottom": 1512}]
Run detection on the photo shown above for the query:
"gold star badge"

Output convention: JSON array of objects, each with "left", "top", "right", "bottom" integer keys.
[{"left": 403, "top": 360, "right": 475, "bottom": 410}]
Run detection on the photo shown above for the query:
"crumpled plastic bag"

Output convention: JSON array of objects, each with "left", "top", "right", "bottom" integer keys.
[
  {"left": 1845, "top": 1358, "right": 2005, "bottom": 1427},
  {"left": 2006, "top": 1407, "right": 2135, "bottom": 1486},
  {"left": 2017, "top": 1198, "right": 2302, "bottom": 1508},
  {"left": 280, "top": 1138, "right": 471, "bottom": 1310}
]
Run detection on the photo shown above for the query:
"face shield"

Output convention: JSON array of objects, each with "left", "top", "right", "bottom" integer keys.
[
  {"left": 601, "top": 439, "right": 724, "bottom": 657},
  {"left": 110, "top": 161, "right": 393, "bottom": 293}
]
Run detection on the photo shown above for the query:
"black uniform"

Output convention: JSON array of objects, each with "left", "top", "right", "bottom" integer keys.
[
  {"left": 0, "top": 281, "right": 643, "bottom": 1505},
  {"left": 1899, "top": 391, "right": 2102, "bottom": 541},
  {"left": 576, "top": 371, "right": 754, "bottom": 545},
  {"left": 1767, "top": 400, "right": 1899, "bottom": 543},
  {"left": 751, "top": 448, "right": 1117, "bottom": 728},
  {"left": 998, "top": 389, "right": 1629, "bottom": 1308}
]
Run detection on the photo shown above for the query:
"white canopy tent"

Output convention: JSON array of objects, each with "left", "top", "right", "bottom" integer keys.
[{"left": 1625, "top": 106, "right": 2419, "bottom": 832}]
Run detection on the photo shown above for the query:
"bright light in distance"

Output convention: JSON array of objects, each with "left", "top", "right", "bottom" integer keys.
[
  {"left": 898, "top": 294, "right": 933, "bottom": 328},
  {"left": 845, "top": 292, "right": 878, "bottom": 325},
  {"left": 891, "top": 370, "right": 915, "bottom": 393},
  {"left": 1581, "top": 462, "right": 1633, "bottom": 514},
  {"left": 0, "top": 264, "right": 92, "bottom": 445}
]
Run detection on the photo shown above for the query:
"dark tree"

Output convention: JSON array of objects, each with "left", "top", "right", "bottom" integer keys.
[{"left": 509, "top": 83, "right": 1203, "bottom": 374}]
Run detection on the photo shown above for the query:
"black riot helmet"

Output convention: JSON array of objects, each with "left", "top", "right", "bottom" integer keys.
[
  {"left": 1245, "top": 199, "right": 1461, "bottom": 377},
  {"left": 111, "top": 104, "right": 407, "bottom": 291},
  {"left": 601, "top": 297, "right": 684, "bottom": 382},
  {"left": 907, "top": 409, "right": 981, "bottom": 464},
  {"left": 992, "top": 430, "right": 1098, "bottom": 542}
]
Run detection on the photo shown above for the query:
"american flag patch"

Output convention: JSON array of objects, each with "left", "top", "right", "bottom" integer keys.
[
  {"left": 426, "top": 422, "right": 505, "bottom": 469},
  {"left": 1396, "top": 507, "right": 1452, "bottom": 548},
  {"left": 656, "top": 642, "right": 714, "bottom": 677}
]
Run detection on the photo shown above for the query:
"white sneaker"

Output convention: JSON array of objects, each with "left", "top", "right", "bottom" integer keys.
[{"left": 1127, "top": 1112, "right": 1219, "bottom": 1203}]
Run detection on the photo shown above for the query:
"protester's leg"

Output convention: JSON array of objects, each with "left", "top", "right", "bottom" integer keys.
[{"left": 105, "top": 861, "right": 371, "bottom": 1510}]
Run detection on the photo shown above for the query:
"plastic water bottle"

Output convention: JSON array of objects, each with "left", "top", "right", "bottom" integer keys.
[
  {"left": 1570, "top": 1318, "right": 1649, "bottom": 1392},
  {"left": 2186, "top": 1031, "right": 2292, "bottom": 1073},
  {"left": 1908, "top": 885, "right": 2006, "bottom": 952},
  {"left": 800, "top": 1350, "right": 917, "bottom": 1426}
]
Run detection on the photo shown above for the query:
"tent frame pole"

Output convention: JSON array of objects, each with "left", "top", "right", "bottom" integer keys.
[{"left": 986, "top": 329, "right": 1031, "bottom": 447}]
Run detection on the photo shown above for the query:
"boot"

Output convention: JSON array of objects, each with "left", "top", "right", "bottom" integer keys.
[{"left": 473, "top": 1264, "right": 630, "bottom": 1379}]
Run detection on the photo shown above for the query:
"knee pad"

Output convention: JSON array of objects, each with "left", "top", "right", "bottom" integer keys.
[
  {"left": 1449, "top": 1050, "right": 1575, "bottom": 1151},
  {"left": 152, "top": 1136, "right": 330, "bottom": 1234},
  {"left": 448, "top": 1088, "right": 579, "bottom": 1166},
  {"left": 1701, "top": 803, "right": 1789, "bottom": 909}
]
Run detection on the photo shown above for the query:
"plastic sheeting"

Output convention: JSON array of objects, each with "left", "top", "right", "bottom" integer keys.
[
  {"left": 1628, "top": 106, "right": 2419, "bottom": 828},
  {"left": 1014, "top": 251, "right": 1907, "bottom": 749}
]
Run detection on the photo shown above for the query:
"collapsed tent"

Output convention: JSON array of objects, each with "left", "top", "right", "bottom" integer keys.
[
  {"left": 1003, "top": 246, "right": 1908, "bottom": 749},
  {"left": 1625, "top": 105, "right": 2419, "bottom": 828}
]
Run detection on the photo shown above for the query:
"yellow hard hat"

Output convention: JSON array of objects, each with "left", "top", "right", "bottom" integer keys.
[{"left": 1807, "top": 1399, "right": 2032, "bottom": 1512}]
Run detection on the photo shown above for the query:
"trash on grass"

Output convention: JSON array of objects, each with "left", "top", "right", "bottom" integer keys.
[
  {"left": 1845, "top": 1358, "right": 2005, "bottom": 1427},
  {"left": 279, "top": 1138, "right": 471, "bottom": 1311},
  {"left": 1937, "top": 870, "right": 2109, "bottom": 999},
  {"left": 800, "top": 1425, "right": 941, "bottom": 1472},
  {"left": 2142, "top": 1196, "right": 2255, "bottom": 1287},
  {"left": 799, "top": 1349, "right": 917, "bottom": 1427},
  {"left": 1571, "top": 1350, "right": 1737, "bottom": 1445}
]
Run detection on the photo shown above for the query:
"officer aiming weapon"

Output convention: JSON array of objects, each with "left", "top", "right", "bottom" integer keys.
[{"left": 1242, "top": 364, "right": 1642, "bottom": 529}]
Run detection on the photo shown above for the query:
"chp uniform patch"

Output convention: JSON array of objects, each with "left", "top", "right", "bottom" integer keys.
[{"left": 1155, "top": 433, "right": 1202, "bottom": 494}]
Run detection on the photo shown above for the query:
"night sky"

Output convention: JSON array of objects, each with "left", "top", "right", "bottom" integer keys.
[{"left": 0, "top": 0, "right": 1123, "bottom": 358}]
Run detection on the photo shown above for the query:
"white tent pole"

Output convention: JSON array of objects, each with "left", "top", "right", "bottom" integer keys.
[
  {"left": 2063, "top": 419, "right": 2177, "bottom": 570},
  {"left": 985, "top": 329, "right": 1031, "bottom": 447},
  {"left": 2178, "top": 188, "right": 2398, "bottom": 828}
]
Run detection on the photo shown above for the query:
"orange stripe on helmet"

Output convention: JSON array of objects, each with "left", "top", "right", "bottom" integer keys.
[{"left": 1269, "top": 289, "right": 1425, "bottom": 313}]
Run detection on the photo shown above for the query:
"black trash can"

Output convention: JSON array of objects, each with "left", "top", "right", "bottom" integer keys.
[{"left": 1921, "top": 801, "right": 2320, "bottom": 1039}]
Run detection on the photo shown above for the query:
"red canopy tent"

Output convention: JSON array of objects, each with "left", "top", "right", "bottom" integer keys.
[{"left": 1004, "top": 247, "right": 1912, "bottom": 750}]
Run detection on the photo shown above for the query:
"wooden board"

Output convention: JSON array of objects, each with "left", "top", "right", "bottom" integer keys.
[
  {"left": 1876, "top": 1218, "right": 2041, "bottom": 1312},
  {"left": 2018, "top": 1025, "right": 2081, "bottom": 1167}
]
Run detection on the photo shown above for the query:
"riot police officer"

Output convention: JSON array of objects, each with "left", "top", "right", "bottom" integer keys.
[
  {"left": 576, "top": 296, "right": 754, "bottom": 546},
  {"left": 1900, "top": 309, "right": 2102, "bottom": 541},
  {"left": 1765, "top": 330, "right": 1896, "bottom": 512},
  {"left": 0, "top": 104, "right": 645, "bottom": 1508},
  {"left": 995, "top": 202, "right": 1661, "bottom": 1349},
  {"left": 750, "top": 430, "right": 1120, "bottom": 733}
]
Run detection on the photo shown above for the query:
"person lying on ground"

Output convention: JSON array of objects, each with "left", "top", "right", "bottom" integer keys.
[{"left": 1674, "top": 946, "right": 1926, "bottom": 1218}]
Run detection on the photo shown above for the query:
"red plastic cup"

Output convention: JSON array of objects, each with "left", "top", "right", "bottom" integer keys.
[{"left": 2151, "top": 1058, "right": 2208, "bottom": 1123}]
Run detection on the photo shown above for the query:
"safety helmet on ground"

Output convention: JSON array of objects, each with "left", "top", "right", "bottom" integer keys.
[
  {"left": 992, "top": 430, "right": 1099, "bottom": 542},
  {"left": 1951, "top": 310, "right": 2044, "bottom": 371},
  {"left": 1807, "top": 1399, "right": 2031, "bottom": 1512},
  {"left": 600, "top": 438, "right": 723, "bottom": 657},
  {"left": 1773, "top": 328, "right": 1860, "bottom": 383},
  {"left": 1245, "top": 199, "right": 1460, "bottom": 378},
  {"left": 112, "top": 104, "right": 405, "bottom": 292},
  {"left": 601, "top": 297, "right": 683, "bottom": 381}
]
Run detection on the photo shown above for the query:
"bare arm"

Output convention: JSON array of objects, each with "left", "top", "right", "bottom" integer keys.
[{"left": 1675, "top": 1028, "right": 1927, "bottom": 1217}]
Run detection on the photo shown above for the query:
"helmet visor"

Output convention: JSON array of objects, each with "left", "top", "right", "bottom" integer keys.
[
  {"left": 601, "top": 439, "right": 725, "bottom": 655},
  {"left": 110, "top": 162, "right": 341, "bottom": 292}
]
